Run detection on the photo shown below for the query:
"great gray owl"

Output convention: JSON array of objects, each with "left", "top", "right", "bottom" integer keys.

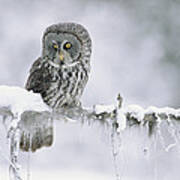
[
  {"left": 25, "top": 22, "right": 92, "bottom": 109},
  {"left": 20, "top": 23, "right": 91, "bottom": 152}
]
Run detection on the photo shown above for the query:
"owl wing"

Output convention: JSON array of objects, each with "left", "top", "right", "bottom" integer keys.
[
  {"left": 25, "top": 58, "right": 51, "bottom": 94},
  {"left": 22, "top": 58, "right": 54, "bottom": 152}
]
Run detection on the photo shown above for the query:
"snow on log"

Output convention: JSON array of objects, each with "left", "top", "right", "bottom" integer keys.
[
  {"left": 0, "top": 85, "right": 180, "bottom": 152},
  {"left": 0, "top": 85, "right": 49, "bottom": 114},
  {"left": 0, "top": 85, "right": 180, "bottom": 180}
]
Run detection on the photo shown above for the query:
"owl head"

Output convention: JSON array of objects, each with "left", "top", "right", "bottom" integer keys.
[{"left": 42, "top": 22, "right": 92, "bottom": 66}]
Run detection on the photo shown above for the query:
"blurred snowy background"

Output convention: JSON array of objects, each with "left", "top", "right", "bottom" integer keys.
[{"left": 0, "top": 0, "right": 180, "bottom": 179}]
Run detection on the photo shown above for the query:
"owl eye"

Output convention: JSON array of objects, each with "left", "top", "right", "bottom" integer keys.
[
  {"left": 53, "top": 44, "right": 58, "bottom": 49},
  {"left": 64, "top": 42, "right": 72, "bottom": 50}
]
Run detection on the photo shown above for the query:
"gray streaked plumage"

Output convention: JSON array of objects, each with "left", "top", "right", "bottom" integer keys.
[
  {"left": 21, "top": 23, "right": 91, "bottom": 152},
  {"left": 25, "top": 22, "right": 92, "bottom": 109}
]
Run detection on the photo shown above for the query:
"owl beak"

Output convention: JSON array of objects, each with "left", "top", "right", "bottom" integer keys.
[{"left": 59, "top": 51, "right": 64, "bottom": 61}]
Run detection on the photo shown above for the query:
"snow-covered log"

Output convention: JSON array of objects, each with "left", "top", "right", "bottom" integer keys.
[
  {"left": 0, "top": 85, "right": 180, "bottom": 180},
  {"left": 0, "top": 86, "right": 180, "bottom": 151}
]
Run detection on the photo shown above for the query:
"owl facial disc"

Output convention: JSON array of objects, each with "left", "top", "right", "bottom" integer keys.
[{"left": 42, "top": 22, "right": 92, "bottom": 68}]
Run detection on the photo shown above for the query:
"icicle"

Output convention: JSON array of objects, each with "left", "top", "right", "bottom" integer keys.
[
  {"left": 140, "top": 124, "right": 150, "bottom": 159},
  {"left": 110, "top": 121, "right": 122, "bottom": 180},
  {"left": 152, "top": 133, "right": 158, "bottom": 180},
  {"left": 109, "top": 93, "right": 126, "bottom": 180},
  {"left": 156, "top": 119, "right": 166, "bottom": 150},
  {"left": 167, "top": 117, "right": 180, "bottom": 153},
  {"left": 8, "top": 115, "right": 22, "bottom": 180},
  {"left": 27, "top": 142, "right": 31, "bottom": 180}
]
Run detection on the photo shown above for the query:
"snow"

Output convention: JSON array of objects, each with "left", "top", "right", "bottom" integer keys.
[
  {"left": 122, "top": 105, "right": 180, "bottom": 124},
  {"left": 94, "top": 104, "right": 115, "bottom": 114},
  {"left": 145, "top": 106, "right": 180, "bottom": 119},
  {"left": 0, "top": 86, "right": 49, "bottom": 115},
  {"left": 124, "top": 105, "right": 145, "bottom": 122},
  {"left": 93, "top": 103, "right": 180, "bottom": 134}
]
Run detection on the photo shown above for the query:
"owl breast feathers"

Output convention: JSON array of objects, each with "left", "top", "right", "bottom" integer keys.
[{"left": 26, "top": 22, "right": 92, "bottom": 108}]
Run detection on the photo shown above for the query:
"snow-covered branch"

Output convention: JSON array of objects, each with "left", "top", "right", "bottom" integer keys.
[
  {"left": 0, "top": 85, "right": 180, "bottom": 180},
  {"left": 53, "top": 100, "right": 180, "bottom": 136},
  {"left": 0, "top": 86, "right": 180, "bottom": 151}
]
